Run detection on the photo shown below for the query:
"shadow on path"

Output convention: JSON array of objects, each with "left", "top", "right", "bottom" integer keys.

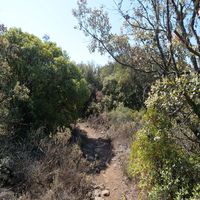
[{"left": 70, "top": 127, "right": 113, "bottom": 174}]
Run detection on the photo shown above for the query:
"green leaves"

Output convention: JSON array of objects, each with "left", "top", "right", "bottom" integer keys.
[
  {"left": 0, "top": 28, "right": 90, "bottom": 135},
  {"left": 129, "top": 108, "right": 200, "bottom": 199},
  {"left": 146, "top": 73, "right": 200, "bottom": 117},
  {"left": 12, "top": 81, "right": 30, "bottom": 101}
]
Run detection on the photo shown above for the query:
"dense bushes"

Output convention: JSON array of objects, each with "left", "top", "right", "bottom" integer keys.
[
  {"left": 107, "top": 104, "right": 134, "bottom": 124},
  {"left": 146, "top": 73, "right": 200, "bottom": 152},
  {"left": 129, "top": 109, "right": 200, "bottom": 199},
  {"left": 0, "top": 28, "right": 90, "bottom": 135},
  {"left": 128, "top": 73, "right": 200, "bottom": 199},
  {"left": 100, "top": 63, "right": 154, "bottom": 110},
  {"left": 81, "top": 62, "right": 154, "bottom": 117},
  {"left": 0, "top": 128, "right": 92, "bottom": 200}
]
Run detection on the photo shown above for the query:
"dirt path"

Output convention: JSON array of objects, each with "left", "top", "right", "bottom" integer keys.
[{"left": 77, "top": 122, "right": 137, "bottom": 200}]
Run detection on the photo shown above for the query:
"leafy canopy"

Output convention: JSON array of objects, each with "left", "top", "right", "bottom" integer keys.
[{"left": 0, "top": 28, "right": 90, "bottom": 134}]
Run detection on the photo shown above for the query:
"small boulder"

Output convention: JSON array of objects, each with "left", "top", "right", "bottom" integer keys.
[
  {"left": 94, "top": 189, "right": 101, "bottom": 197},
  {"left": 101, "top": 189, "right": 110, "bottom": 197}
]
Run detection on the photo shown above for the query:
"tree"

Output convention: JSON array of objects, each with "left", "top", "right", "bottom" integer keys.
[
  {"left": 73, "top": 0, "right": 200, "bottom": 75},
  {"left": 1, "top": 28, "right": 90, "bottom": 135},
  {"left": 78, "top": 62, "right": 102, "bottom": 90},
  {"left": 73, "top": 0, "right": 200, "bottom": 121},
  {"left": 0, "top": 25, "right": 17, "bottom": 130},
  {"left": 100, "top": 62, "right": 154, "bottom": 109}
]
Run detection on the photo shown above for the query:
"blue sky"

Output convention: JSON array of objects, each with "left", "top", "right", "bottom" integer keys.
[{"left": 0, "top": 0, "right": 121, "bottom": 66}]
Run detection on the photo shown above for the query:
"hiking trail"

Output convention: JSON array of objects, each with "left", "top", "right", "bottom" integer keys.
[{"left": 74, "top": 122, "right": 137, "bottom": 200}]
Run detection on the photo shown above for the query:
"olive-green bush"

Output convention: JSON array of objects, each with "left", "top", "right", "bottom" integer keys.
[
  {"left": 129, "top": 108, "right": 200, "bottom": 199},
  {"left": 0, "top": 28, "right": 90, "bottom": 135}
]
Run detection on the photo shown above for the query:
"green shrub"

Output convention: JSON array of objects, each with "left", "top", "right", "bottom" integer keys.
[
  {"left": 100, "top": 63, "right": 154, "bottom": 110},
  {"left": 107, "top": 104, "right": 134, "bottom": 124},
  {"left": 145, "top": 73, "right": 200, "bottom": 150},
  {"left": 1, "top": 28, "right": 90, "bottom": 135},
  {"left": 128, "top": 108, "right": 200, "bottom": 199},
  {"left": 128, "top": 73, "right": 200, "bottom": 199}
]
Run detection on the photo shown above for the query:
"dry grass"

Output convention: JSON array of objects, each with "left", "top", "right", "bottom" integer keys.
[
  {"left": 0, "top": 128, "right": 93, "bottom": 200},
  {"left": 86, "top": 110, "right": 144, "bottom": 181}
]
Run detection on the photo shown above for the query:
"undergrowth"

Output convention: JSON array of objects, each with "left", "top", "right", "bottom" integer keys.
[
  {"left": 0, "top": 128, "right": 92, "bottom": 200},
  {"left": 128, "top": 108, "right": 200, "bottom": 200}
]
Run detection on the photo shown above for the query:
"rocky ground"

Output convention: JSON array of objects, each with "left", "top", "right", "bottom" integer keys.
[{"left": 74, "top": 122, "right": 138, "bottom": 200}]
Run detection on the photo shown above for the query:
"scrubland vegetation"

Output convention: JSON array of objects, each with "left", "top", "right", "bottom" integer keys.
[{"left": 0, "top": 0, "right": 200, "bottom": 199}]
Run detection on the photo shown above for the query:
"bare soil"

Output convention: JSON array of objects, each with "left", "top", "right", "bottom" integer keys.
[{"left": 74, "top": 122, "right": 138, "bottom": 200}]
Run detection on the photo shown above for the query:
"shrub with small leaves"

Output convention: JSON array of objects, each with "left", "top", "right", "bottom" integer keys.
[
  {"left": 0, "top": 28, "right": 90, "bottom": 135},
  {"left": 128, "top": 108, "right": 200, "bottom": 199}
]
